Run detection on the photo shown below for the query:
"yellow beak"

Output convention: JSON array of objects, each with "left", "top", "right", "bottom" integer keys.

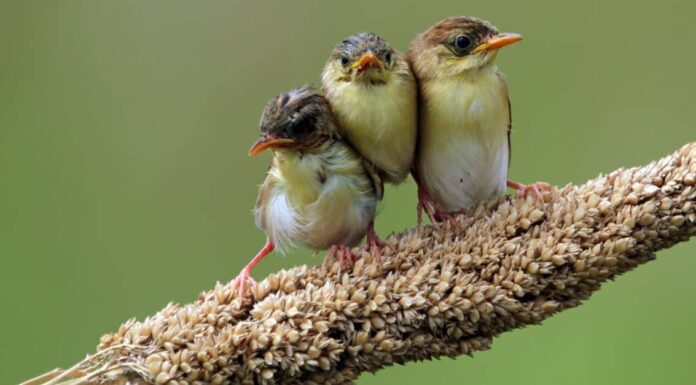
[
  {"left": 351, "top": 52, "right": 384, "bottom": 72},
  {"left": 472, "top": 33, "right": 523, "bottom": 54},
  {"left": 248, "top": 136, "right": 295, "bottom": 157}
]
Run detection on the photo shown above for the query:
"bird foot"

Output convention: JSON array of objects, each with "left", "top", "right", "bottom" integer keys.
[
  {"left": 417, "top": 186, "right": 442, "bottom": 224},
  {"left": 231, "top": 240, "right": 273, "bottom": 300},
  {"left": 417, "top": 186, "right": 466, "bottom": 224},
  {"left": 231, "top": 268, "right": 258, "bottom": 299},
  {"left": 325, "top": 244, "right": 357, "bottom": 271},
  {"left": 507, "top": 180, "right": 553, "bottom": 204},
  {"left": 435, "top": 208, "right": 466, "bottom": 223},
  {"left": 365, "top": 226, "right": 385, "bottom": 263}
]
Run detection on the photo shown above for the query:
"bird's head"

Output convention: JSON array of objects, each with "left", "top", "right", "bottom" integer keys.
[
  {"left": 249, "top": 86, "right": 337, "bottom": 156},
  {"left": 408, "top": 16, "right": 522, "bottom": 79},
  {"left": 323, "top": 32, "right": 397, "bottom": 85}
]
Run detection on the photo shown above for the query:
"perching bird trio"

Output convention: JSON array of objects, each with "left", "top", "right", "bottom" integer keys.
[
  {"left": 234, "top": 16, "right": 551, "bottom": 297},
  {"left": 18, "top": 11, "right": 696, "bottom": 385}
]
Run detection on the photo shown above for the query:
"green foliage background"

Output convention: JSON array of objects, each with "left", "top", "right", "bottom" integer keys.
[{"left": 1, "top": 1, "right": 695, "bottom": 384}]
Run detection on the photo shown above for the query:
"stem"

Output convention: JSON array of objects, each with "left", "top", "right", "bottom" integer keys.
[{"left": 21, "top": 143, "right": 696, "bottom": 385}]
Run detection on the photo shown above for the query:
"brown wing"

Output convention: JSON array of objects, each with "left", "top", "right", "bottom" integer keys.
[
  {"left": 496, "top": 70, "right": 512, "bottom": 169},
  {"left": 362, "top": 158, "right": 384, "bottom": 201},
  {"left": 339, "top": 136, "right": 384, "bottom": 201}
]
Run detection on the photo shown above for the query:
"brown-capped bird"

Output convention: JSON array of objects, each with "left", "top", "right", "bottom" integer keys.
[
  {"left": 233, "top": 86, "right": 382, "bottom": 297},
  {"left": 321, "top": 32, "right": 417, "bottom": 248},
  {"left": 408, "top": 16, "right": 550, "bottom": 222}
]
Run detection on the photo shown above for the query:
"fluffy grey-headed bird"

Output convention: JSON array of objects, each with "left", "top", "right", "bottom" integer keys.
[
  {"left": 408, "top": 16, "right": 549, "bottom": 222},
  {"left": 233, "top": 86, "right": 382, "bottom": 297},
  {"left": 322, "top": 32, "right": 417, "bottom": 183},
  {"left": 322, "top": 32, "right": 417, "bottom": 247}
]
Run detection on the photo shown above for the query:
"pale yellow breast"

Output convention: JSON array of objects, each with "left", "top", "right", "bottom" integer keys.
[
  {"left": 417, "top": 70, "right": 510, "bottom": 211},
  {"left": 325, "top": 75, "right": 417, "bottom": 183},
  {"left": 269, "top": 152, "right": 323, "bottom": 207}
]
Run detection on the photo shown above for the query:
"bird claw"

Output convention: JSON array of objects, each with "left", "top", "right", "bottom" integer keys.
[
  {"left": 508, "top": 180, "right": 553, "bottom": 203},
  {"left": 365, "top": 227, "right": 385, "bottom": 263},
  {"left": 325, "top": 244, "right": 357, "bottom": 271},
  {"left": 231, "top": 269, "right": 258, "bottom": 299},
  {"left": 416, "top": 200, "right": 429, "bottom": 225},
  {"left": 232, "top": 240, "right": 273, "bottom": 300},
  {"left": 417, "top": 200, "right": 440, "bottom": 225},
  {"left": 417, "top": 186, "right": 442, "bottom": 224},
  {"left": 417, "top": 186, "right": 465, "bottom": 224}
]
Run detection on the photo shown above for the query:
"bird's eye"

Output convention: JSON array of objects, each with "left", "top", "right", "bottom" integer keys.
[
  {"left": 287, "top": 116, "right": 315, "bottom": 137},
  {"left": 340, "top": 56, "right": 350, "bottom": 66},
  {"left": 384, "top": 51, "right": 392, "bottom": 63},
  {"left": 455, "top": 35, "right": 472, "bottom": 51}
]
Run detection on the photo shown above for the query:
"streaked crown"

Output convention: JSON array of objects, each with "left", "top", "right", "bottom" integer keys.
[{"left": 260, "top": 86, "right": 338, "bottom": 140}]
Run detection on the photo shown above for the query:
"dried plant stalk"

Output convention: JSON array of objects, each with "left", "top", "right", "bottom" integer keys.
[{"left": 26, "top": 143, "right": 696, "bottom": 385}]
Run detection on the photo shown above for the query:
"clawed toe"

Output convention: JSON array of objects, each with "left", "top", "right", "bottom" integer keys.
[
  {"left": 365, "top": 239, "right": 383, "bottom": 263},
  {"left": 417, "top": 188, "right": 464, "bottom": 224},
  {"left": 433, "top": 207, "right": 465, "bottom": 223},
  {"left": 508, "top": 180, "right": 553, "bottom": 204},
  {"left": 325, "top": 244, "right": 357, "bottom": 270},
  {"left": 417, "top": 186, "right": 438, "bottom": 224},
  {"left": 365, "top": 223, "right": 385, "bottom": 262},
  {"left": 231, "top": 270, "right": 257, "bottom": 299}
]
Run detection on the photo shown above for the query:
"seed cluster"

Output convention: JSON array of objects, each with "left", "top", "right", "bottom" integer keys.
[{"left": 66, "top": 144, "right": 696, "bottom": 385}]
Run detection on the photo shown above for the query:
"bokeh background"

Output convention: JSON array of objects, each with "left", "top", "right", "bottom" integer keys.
[{"left": 1, "top": 1, "right": 695, "bottom": 384}]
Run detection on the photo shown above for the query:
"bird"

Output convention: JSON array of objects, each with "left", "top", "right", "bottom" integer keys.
[
  {"left": 407, "top": 16, "right": 550, "bottom": 222},
  {"left": 321, "top": 32, "right": 417, "bottom": 249},
  {"left": 233, "top": 86, "right": 382, "bottom": 297}
]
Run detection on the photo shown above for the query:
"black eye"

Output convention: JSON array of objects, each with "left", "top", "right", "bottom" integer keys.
[
  {"left": 384, "top": 51, "right": 392, "bottom": 63},
  {"left": 287, "top": 116, "right": 315, "bottom": 137},
  {"left": 340, "top": 56, "right": 350, "bottom": 66},
  {"left": 455, "top": 35, "right": 472, "bottom": 51}
]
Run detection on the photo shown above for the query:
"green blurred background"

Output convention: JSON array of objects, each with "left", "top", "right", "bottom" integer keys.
[{"left": 1, "top": 1, "right": 694, "bottom": 384}]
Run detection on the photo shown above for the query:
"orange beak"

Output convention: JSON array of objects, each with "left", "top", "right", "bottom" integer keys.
[
  {"left": 351, "top": 52, "right": 384, "bottom": 72},
  {"left": 248, "top": 136, "right": 295, "bottom": 157},
  {"left": 472, "top": 32, "right": 523, "bottom": 54}
]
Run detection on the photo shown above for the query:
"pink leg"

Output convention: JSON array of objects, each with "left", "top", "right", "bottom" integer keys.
[
  {"left": 364, "top": 222, "right": 384, "bottom": 262},
  {"left": 507, "top": 180, "right": 552, "bottom": 203},
  {"left": 412, "top": 169, "right": 437, "bottom": 224},
  {"left": 324, "top": 245, "right": 339, "bottom": 268},
  {"left": 417, "top": 184, "right": 465, "bottom": 224},
  {"left": 232, "top": 239, "right": 274, "bottom": 298},
  {"left": 324, "top": 244, "right": 356, "bottom": 270},
  {"left": 416, "top": 184, "right": 438, "bottom": 225}
]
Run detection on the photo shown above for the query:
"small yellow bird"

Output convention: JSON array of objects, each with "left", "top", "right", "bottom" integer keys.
[
  {"left": 233, "top": 86, "right": 382, "bottom": 296},
  {"left": 408, "top": 16, "right": 549, "bottom": 222},
  {"left": 321, "top": 32, "right": 417, "bottom": 248}
]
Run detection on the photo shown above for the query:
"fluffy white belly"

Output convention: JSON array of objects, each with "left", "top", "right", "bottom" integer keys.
[
  {"left": 257, "top": 149, "right": 377, "bottom": 253},
  {"left": 264, "top": 183, "right": 374, "bottom": 252},
  {"left": 417, "top": 73, "right": 510, "bottom": 211},
  {"left": 420, "top": 133, "right": 508, "bottom": 211}
]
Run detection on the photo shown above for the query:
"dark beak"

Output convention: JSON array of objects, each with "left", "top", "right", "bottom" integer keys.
[
  {"left": 472, "top": 32, "right": 523, "bottom": 54},
  {"left": 248, "top": 135, "right": 295, "bottom": 157},
  {"left": 351, "top": 52, "right": 384, "bottom": 73}
]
